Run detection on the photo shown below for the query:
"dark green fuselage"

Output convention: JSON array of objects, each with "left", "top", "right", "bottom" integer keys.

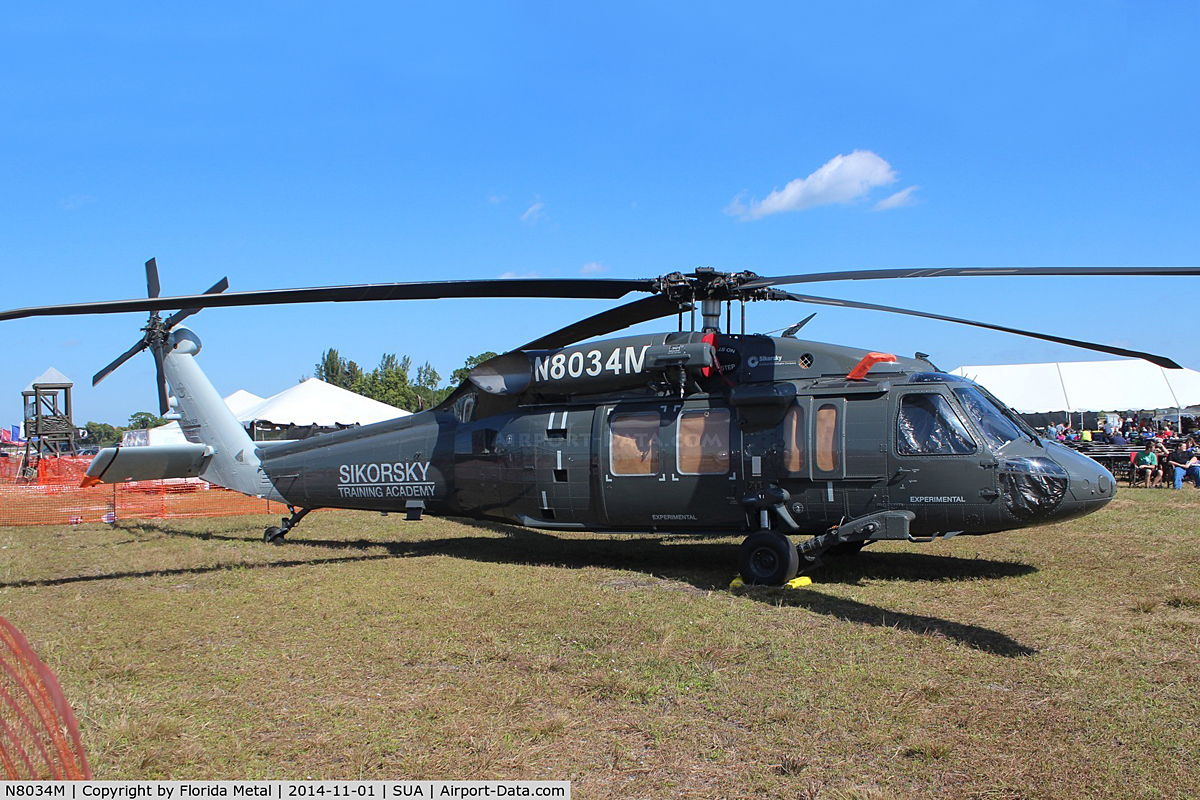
[{"left": 257, "top": 332, "right": 1115, "bottom": 538}]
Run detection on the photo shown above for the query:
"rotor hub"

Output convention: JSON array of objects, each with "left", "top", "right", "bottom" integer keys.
[
  {"left": 654, "top": 269, "right": 768, "bottom": 304},
  {"left": 651, "top": 269, "right": 772, "bottom": 332},
  {"left": 140, "top": 313, "right": 170, "bottom": 347}
]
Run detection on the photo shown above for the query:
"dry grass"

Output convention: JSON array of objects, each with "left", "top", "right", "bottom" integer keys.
[{"left": 2, "top": 488, "right": 1198, "bottom": 797}]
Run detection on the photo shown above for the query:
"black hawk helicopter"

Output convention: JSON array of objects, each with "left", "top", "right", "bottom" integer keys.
[{"left": 3, "top": 261, "right": 1195, "bottom": 585}]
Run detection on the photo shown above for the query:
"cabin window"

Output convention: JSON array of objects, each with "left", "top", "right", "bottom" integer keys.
[
  {"left": 677, "top": 408, "right": 731, "bottom": 475},
  {"left": 815, "top": 403, "right": 840, "bottom": 473},
  {"left": 782, "top": 405, "right": 805, "bottom": 472},
  {"left": 610, "top": 412, "right": 660, "bottom": 476},
  {"left": 897, "top": 393, "right": 976, "bottom": 455}
]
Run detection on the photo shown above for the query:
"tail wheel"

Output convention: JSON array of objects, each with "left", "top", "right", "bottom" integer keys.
[
  {"left": 264, "top": 526, "right": 287, "bottom": 545},
  {"left": 738, "top": 530, "right": 800, "bottom": 586}
]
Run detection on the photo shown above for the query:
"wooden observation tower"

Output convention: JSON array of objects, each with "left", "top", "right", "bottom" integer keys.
[{"left": 21, "top": 368, "right": 77, "bottom": 472}]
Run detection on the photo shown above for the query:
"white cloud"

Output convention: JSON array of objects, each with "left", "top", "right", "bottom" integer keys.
[
  {"left": 873, "top": 185, "right": 920, "bottom": 211},
  {"left": 726, "top": 150, "right": 898, "bottom": 220},
  {"left": 499, "top": 271, "right": 541, "bottom": 279},
  {"left": 520, "top": 201, "right": 545, "bottom": 223},
  {"left": 580, "top": 262, "right": 605, "bottom": 274},
  {"left": 488, "top": 194, "right": 506, "bottom": 204}
]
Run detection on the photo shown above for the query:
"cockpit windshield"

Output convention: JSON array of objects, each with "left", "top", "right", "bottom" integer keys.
[{"left": 953, "top": 386, "right": 1028, "bottom": 451}]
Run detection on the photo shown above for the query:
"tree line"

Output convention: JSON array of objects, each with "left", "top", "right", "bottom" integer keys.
[
  {"left": 313, "top": 349, "right": 497, "bottom": 412},
  {"left": 84, "top": 411, "right": 166, "bottom": 447}
]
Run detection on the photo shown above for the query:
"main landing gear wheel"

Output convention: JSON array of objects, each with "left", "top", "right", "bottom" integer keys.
[
  {"left": 263, "top": 526, "right": 287, "bottom": 545},
  {"left": 738, "top": 530, "right": 801, "bottom": 586}
]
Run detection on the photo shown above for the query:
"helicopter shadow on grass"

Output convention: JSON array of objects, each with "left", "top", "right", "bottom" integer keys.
[
  {"left": 434, "top": 522, "right": 1038, "bottom": 657},
  {"left": 18, "top": 519, "right": 1036, "bottom": 657},
  {"left": 748, "top": 585, "right": 1036, "bottom": 657},
  {"left": 0, "top": 520, "right": 393, "bottom": 590},
  {"left": 281, "top": 518, "right": 1037, "bottom": 657}
]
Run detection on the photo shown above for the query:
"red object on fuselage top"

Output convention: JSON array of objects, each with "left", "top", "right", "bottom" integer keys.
[{"left": 846, "top": 352, "right": 898, "bottom": 381}]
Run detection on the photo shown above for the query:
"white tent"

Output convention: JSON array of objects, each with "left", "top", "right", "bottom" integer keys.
[
  {"left": 128, "top": 380, "right": 409, "bottom": 446},
  {"left": 239, "top": 378, "right": 409, "bottom": 428},
  {"left": 127, "top": 390, "right": 267, "bottom": 447},
  {"left": 223, "top": 389, "right": 267, "bottom": 418},
  {"left": 951, "top": 360, "right": 1200, "bottom": 414}
]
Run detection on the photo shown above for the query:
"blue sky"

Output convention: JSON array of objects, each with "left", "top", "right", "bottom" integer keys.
[{"left": 3, "top": 2, "right": 1198, "bottom": 426}]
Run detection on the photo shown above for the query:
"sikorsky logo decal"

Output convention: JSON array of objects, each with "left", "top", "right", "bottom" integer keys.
[
  {"left": 338, "top": 462, "right": 434, "bottom": 499},
  {"left": 746, "top": 354, "right": 784, "bottom": 369},
  {"left": 909, "top": 496, "right": 966, "bottom": 504},
  {"left": 533, "top": 345, "right": 650, "bottom": 382}
]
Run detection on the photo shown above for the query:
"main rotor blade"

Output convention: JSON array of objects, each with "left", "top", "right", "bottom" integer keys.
[
  {"left": 521, "top": 295, "right": 687, "bottom": 350},
  {"left": 771, "top": 289, "right": 1183, "bottom": 369},
  {"left": 0, "top": 277, "right": 656, "bottom": 322},
  {"left": 165, "top": 276, "right": 230, "bottom": 328},
  {"left": 746, "top": 265, "right": 1200, "bottom": 289},
  {"left": 152, "top": 342, "right": 170, "bottom": 415},
  {"left": 92, "top": 338, "right": 149, "bottom": 386},
  {"left": 145, "top": 258, "right": 161, "bottom": 299}
]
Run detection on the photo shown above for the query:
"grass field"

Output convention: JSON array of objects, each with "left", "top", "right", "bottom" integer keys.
[{"left": 2, "top": 489, "right": 1198, "bottom": 797}]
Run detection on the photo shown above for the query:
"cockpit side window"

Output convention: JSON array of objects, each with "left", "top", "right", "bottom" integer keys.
[
  {"left": 953, "top": 386, "right": 1025, "bottom": 451},
  {"left": 897, "top": 393, "right": 976, "bottom": 455}
]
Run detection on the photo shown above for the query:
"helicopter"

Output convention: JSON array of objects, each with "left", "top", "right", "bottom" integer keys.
[{"left": 3, "top": 260, "right": 1196, "bottom": 585}]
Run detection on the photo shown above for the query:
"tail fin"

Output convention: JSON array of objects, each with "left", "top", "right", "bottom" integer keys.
[
  {"left": 85, "top": 325, "right": 280, "bottom": 500},
  {"left": 158, "top": 326, "right": 279, "bottom": 499}
]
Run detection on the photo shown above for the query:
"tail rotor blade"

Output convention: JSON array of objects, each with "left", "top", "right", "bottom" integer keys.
[
  {"left": 93, "top": 338, "right": 149, "bottom": 386},
  {"left": 152, "top": 343, "right": 170, "bottom": 415},
  {"left": 166, "top": 276, "right": 229, "bottom": 328},
  {"left": 145, "top": 258, "right": 161, "bottom": 299}
]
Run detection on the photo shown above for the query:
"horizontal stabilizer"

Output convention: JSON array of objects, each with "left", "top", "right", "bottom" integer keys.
[{"left": 83, "top": 444, "right": 212, "bottom": 485}]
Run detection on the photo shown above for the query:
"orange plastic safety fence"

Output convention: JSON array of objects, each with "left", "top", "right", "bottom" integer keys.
[
  {"left": 0, "top": 458, "right": 22, "bottom": 483},
  {"left": 0, "top": 617, "right": 91, "bottom": 780},
  {"left": 34, "top": 458, "right": 90, "bottom": 485},
  {"left": 0, "top": 456, "right": 289, "bottom": 527}
]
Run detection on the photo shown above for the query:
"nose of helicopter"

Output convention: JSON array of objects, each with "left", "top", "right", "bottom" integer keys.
[
  {"left": 998, "top": 445, "right": 1116, "bottom": 524},
  {"left": 1045, "top": 443, "right": 1117, "bottom": 520}
]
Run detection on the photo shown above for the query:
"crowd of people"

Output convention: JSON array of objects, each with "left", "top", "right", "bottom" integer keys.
[
  {"left": 1131, "top": 439, "right": 1200, "bottom": 489},
  {"left": 1042, "top": 416, "right": 1200, "bottom": 490},
  {"left": 1044, "top": 416, "right": 1194, "bottom": 446}
]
